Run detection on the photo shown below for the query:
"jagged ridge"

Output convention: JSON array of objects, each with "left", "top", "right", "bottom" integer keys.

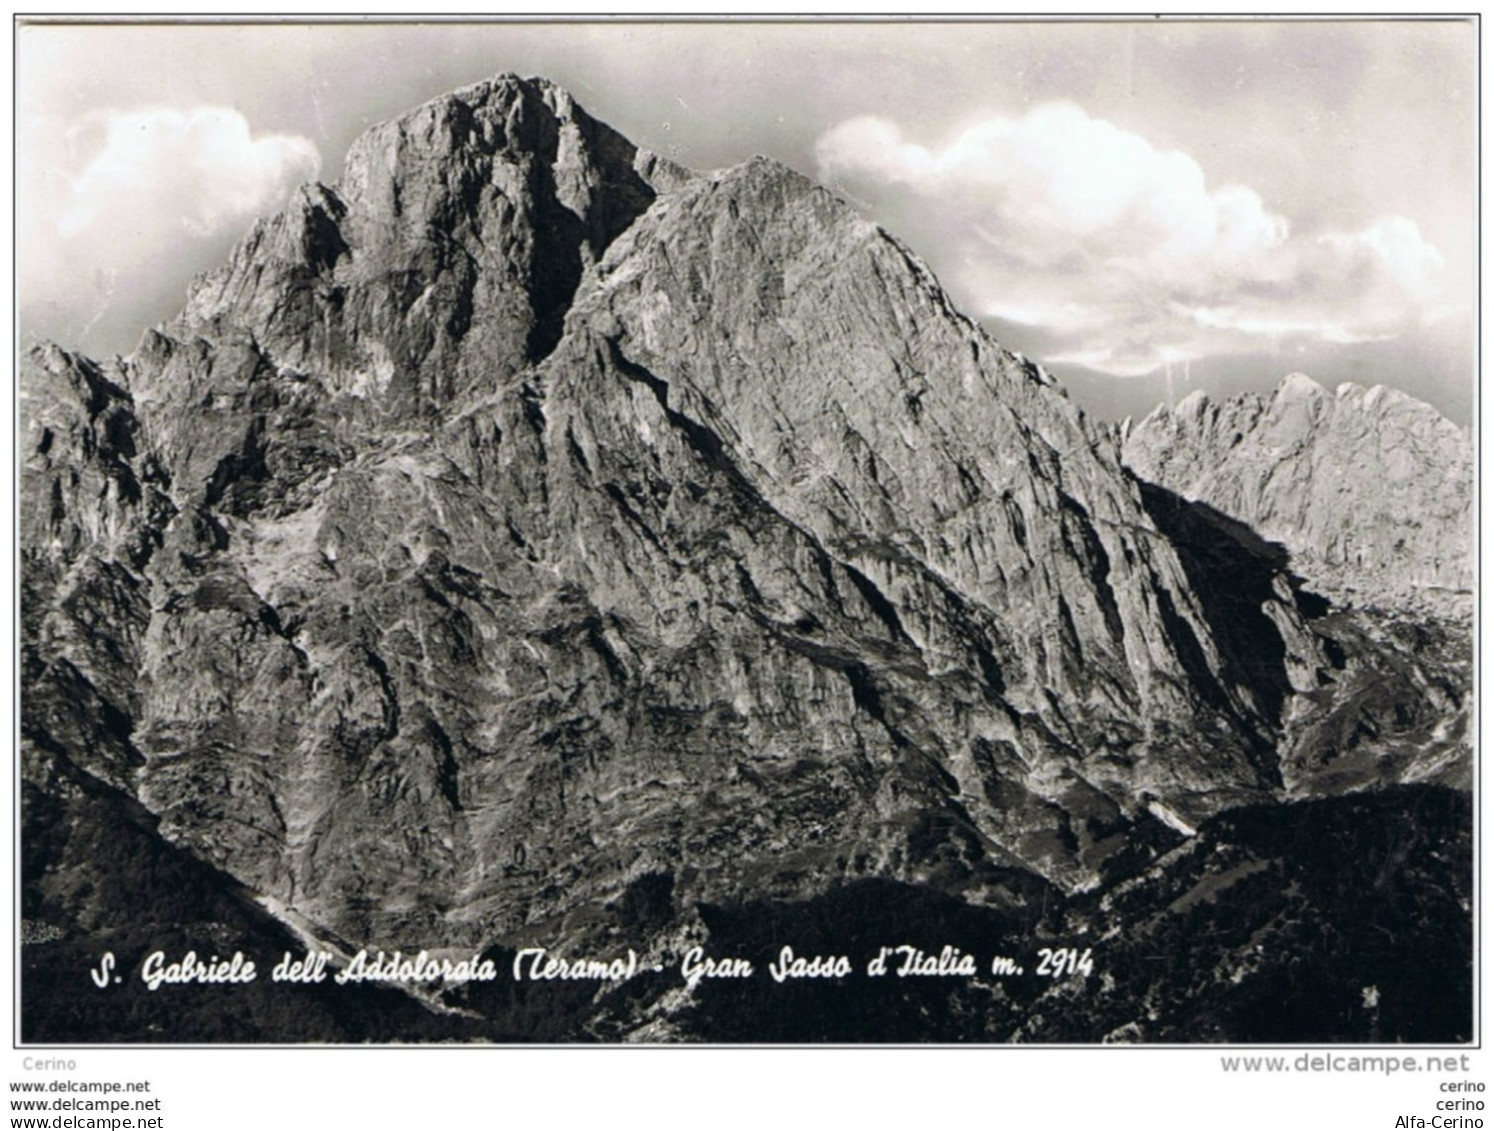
[{"left": 1122, "top": 372, "right": 1473, "bottom": 605}]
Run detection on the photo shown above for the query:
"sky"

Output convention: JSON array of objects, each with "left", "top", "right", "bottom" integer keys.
[{"left": 15, "top": 18, "right": 1477, "bottom": 423}]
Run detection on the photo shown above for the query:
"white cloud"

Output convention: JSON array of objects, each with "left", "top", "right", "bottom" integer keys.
[
  {"left": 1319, "top": 216, "right": 1446, "bottom": 305},
  {"left": 21, "top": 105, "right": 319, "bottom": 345},
  {"left": 58, "top": 106, "right": 320, "bottom": 240},
  {"left": 816, "top": 104, "right": 1451, "bottom": 376}
]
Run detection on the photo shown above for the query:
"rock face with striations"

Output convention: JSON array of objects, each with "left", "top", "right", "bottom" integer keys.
[
  {"left": 21, "top": 76, "right": 1472, "bottom": 1043},
  {"left": 1122, "top": 375, "right": 1473, "bottom": 799},
  {"left": 1122, "top": 374, "right": 1473, "bottom": 607}
]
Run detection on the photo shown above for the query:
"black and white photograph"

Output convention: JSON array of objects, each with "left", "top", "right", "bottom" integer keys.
[{"left": 14, "top": 13, "right": 1476, "bottom": 1062}]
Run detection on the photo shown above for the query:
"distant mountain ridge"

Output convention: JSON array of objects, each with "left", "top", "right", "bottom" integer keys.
[{"left": 1121, "top": 372, "right": 1472, "bottom": 608}]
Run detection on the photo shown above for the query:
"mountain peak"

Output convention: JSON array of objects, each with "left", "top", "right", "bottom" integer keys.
[
  {"left": 1174, "top": 388, "right": 1211, "bottom": 417},
  {"left": 389, "top": 71, "right": 576, "bottom": 126},
  {"left": 1274, "top": 371, "right": 1326, "bottom": 400},
  {"left": 1124, "top": 374, "right": 1472, "bottom": 602},
  {"left": 716, "top": 152, "right": 808, "bottom": 181},
  {"left": 702, "top": 152, "right": 847, "bottom": 219},
  {"left": 174, "top": 73, "right": 668, "bottom": 415}
]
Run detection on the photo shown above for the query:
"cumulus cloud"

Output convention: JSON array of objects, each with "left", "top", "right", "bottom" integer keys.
[
  {"left": 20, "top": 106, "right": 319, "bottom": 347},
  {"left": 816, "top": 104, "right": 1450, "bottom": 376},
  {"left": 58, "top": 106, "right": 320, "bottom": 240}
]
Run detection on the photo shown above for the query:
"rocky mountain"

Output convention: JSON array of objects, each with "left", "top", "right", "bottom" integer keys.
[
  {"left": 1122, "top": 374, "right": 1473, "bottom": 608},
  {"left": 1121, "top": 376, "right": 1473, "bottom": 799},
  {"left": 20, "top": 75, "right": 1472, "bottom": 1043}
]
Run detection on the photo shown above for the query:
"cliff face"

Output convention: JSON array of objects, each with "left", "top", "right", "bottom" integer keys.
[
  {"left": 1122, "top": 374, "right": 1473, "bottom": 607},
  {"left": 1121, "top": 375, "right": 1473, "bottom": 797},
  {"left": 174, "top": 76, "right": 673, "bottom": 417},
  {"left": 20, "top": 76, "right": 1471, "bottom": 1043}
]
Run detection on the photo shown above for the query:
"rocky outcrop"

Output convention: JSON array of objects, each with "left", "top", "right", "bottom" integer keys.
[
  {"left": 1122, "top": 374, "right": 1473, "bottom": 798},
  {"left": 173, "top": 76, "right": 678, "bottom": 419},
  {"left": 1121, "top": 374, "right": 1473, "bottom": 607},
  {"left": 20, "top": 76, "right": 1471, "bottom": 1043}
]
